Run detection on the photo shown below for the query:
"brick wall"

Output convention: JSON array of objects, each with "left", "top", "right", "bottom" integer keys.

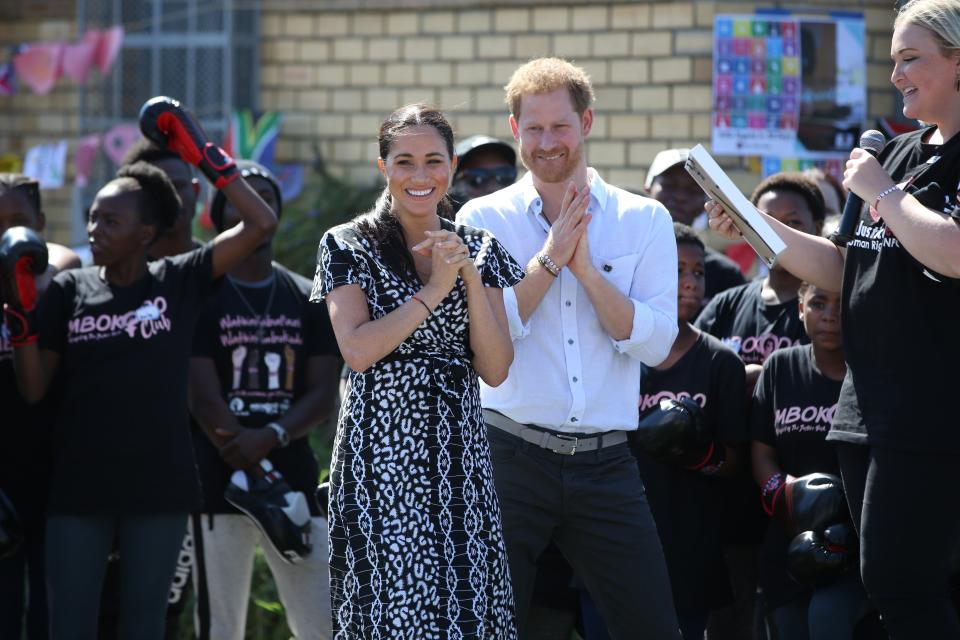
[
  {"left": 260, "top": 0, "right": 901, "bottom": 193},
  {"left": 0, "top": 13, "right": 82, "bottom": 243},
  {"left": 0, "top": 0, "right": 903, "bottom": 243}
]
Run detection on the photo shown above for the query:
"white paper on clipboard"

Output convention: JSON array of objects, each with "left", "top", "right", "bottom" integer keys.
[{"left": 684, "top": 144, "right": 787, "bottom": 268}]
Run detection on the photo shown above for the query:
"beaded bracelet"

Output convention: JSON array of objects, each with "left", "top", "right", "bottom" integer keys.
[
  {"left": 873, "top": 185, "right": 902, "bottom": 212},
  {"left": 537, "top": 252, "right": 560, "bottom": 277}
]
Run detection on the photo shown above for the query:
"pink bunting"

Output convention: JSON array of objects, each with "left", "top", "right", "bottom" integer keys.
[
  {"left": 0, "top": 63, "right": 14, "bottom": 96},
  {"left": 74, "top": 134, "right": 101, "bottom": 187},
  {"left": 62, "top": 35, "right": 98, "bottom": 84},
  {"left": 13, "top": 43, "right": 64, "bottom": 95},
  {"left": 93, "top": 26, "right": 123, "bottom": 76},
  {"left": 1, "top": 26, "right": 122, "bottom": 96},
  {"left": 102, "top": 123, "right": 140, "bottom": 166}
]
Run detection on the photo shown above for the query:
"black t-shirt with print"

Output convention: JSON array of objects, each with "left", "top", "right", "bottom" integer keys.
[
  {"left": 631, "top": 332, "right": 747, "bottom": 616},
  {"left": 704, "top": 247, "right": 747, "bottom": 305},
  {"left": 694, "top": 279, "right": 808, "bottom": 544},
  {"left": 694, "top": 279, "right": 807, "bottom": 366},
  {"left": 38, "top": 246, "right": 213, "bottom": 515},
  {"left": 829, "top": 126, "right": 960, "bottom": 453},
  {"left": 752, "top": 344, "right": 842, "bottom": 480},
  {"left": 191, "top": 263, "right": 339, "bottom": 516},
  {"left": 751, "top": 344, "right": 846, "bottom": 608}
]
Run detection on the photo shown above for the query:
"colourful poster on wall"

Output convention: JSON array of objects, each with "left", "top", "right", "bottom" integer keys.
[{"left": 712, "top": 13, "right": 866, "bottom": 159}]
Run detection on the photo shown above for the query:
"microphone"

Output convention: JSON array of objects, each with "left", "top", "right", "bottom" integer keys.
[{"left": 831, "top": 129, "right": 887, "bottom": 247}]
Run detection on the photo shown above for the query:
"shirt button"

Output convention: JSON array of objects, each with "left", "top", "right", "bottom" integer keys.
[
  {"left": 570, "top": 417, "right": 578, "bottom": 423},
  {"left": 565, "top": 300, "right": 572, "bottom": 307},
  {"left": 567, "top": 339, "right": 574, "bottom": 345},
  {"left": 572, "top": 376, "right": 578, "bottom": 382}
]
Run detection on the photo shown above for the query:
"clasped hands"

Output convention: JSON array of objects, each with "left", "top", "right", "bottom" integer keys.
[
  {"left": 215, "top": 426, "right": 277, "bottom": 473},
  {"left": 542, "top": 181, "right": 594, "bottom": 278},
  {"left": 411, "top": 230, "right": 480, "bottom": 289}
]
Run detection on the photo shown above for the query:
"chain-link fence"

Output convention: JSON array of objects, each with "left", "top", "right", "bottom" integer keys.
[{"left": 73, "top": 0, "right": 259, "bottom": 242}]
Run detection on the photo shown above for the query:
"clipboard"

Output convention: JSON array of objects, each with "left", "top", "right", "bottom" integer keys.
[{"left": 684, "top": 144, "right": 786, "bottom": 268}]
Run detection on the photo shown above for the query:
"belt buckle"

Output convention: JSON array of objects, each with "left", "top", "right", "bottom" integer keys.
[{"left": 552, "top": 434, "right": 579, "bottom": 455}]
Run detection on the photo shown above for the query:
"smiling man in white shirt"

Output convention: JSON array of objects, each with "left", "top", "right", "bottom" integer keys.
[{"left": 457, "top": 57, "right": 681, "bottom": 640}]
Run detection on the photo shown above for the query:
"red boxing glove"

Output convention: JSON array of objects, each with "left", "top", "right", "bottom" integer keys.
[
  {"left": 138, "top": 96, "right": 239, "bottom": 189},
  {"left": 0, "top": 226, "right": 48, "bottom": 347}
]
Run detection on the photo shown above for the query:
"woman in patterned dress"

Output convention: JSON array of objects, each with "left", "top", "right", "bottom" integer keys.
[{"left": 311, "top": 104, "right": 523, "bottom": 639}]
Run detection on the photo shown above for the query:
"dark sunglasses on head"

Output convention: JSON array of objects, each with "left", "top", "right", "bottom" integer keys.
[{"left": 457, "top": 166, "right": 517, "bottom": 189}]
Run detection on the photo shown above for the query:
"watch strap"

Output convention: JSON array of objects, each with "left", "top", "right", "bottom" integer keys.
[{"left": 265, "top": 422, "right": 290, "bottom": 448}]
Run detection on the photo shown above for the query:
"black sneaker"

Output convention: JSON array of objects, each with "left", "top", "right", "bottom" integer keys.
[{"left": 224, "top": 460, "right": 312, "bottom": 564}]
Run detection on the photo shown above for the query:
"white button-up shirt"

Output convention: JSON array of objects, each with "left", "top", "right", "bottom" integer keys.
[{"left": 457, "top": 169, "right": 678, "bottom": 434}]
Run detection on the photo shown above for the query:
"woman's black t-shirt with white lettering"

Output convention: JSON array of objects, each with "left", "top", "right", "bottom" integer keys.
[
  {"left": 752, "top": 344, "right": 845, "bottom": 608},
  {"left": 39, "top": 246, "right": 213, "bottom": 515},
  {"left": 190, "top": 264, "right": 339, "bottom": 516},
  {"left": 829, "top": 126, "right": 960, "bottom": 452},
  {"left": 694, "top": 280, "right": 807, "bottom": 366},
  {"left": 632, "top": 331, "right": 747, "bottom": 616}
]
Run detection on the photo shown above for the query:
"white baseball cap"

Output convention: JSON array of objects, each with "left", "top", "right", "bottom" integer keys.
[{"left": 644, "top": 148, "right": 690, "bottom": 189}]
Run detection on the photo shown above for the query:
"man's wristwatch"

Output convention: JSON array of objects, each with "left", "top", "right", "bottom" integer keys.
[{"left": 265, "top": 422, "right": 290, "bottom": 448}]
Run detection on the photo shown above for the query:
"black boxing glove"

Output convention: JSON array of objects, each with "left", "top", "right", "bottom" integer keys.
[
  {"left": 787, "top": 523, "right": 856, "bottom": 587},
  {"left": 0, "top": 226, "right": 48, "bottom": 347},
  {"left": 138, "top": 96, "right": 239, "bottom": 189},
  {"left": 633, "top": 397, "right": 726, "bottom": 473},
  {"left": 783, "top": 473, "right": 847, "bottom": 535}
]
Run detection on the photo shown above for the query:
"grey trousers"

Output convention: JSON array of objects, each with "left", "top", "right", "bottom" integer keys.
[{"left": 486, "top": 425, "right": 681, "bottom": 640}]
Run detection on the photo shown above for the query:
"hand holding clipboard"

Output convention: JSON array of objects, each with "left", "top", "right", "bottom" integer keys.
[{"left": 684, "top": 145, "right": 786, "bottom": 268}]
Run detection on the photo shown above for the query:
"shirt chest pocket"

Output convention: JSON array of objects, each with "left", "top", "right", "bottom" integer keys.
[{"left": 593, "top": 253, "right": 639, "bottom": 295}]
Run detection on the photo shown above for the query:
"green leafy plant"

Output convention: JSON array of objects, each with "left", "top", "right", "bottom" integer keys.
[{"left": 272, "top": 148, "right": 382, "bottom": 278}]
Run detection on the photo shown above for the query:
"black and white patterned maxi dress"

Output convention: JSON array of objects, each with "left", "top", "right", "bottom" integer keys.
[{"left": 311, "top": 218, "right": 523, "bottom": 640}]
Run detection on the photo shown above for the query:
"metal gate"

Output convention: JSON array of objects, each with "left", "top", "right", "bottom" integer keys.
[{"left": 73, "top": 0, "right": 259, "bottom": 242}]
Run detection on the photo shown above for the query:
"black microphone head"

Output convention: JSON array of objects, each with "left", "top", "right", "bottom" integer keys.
[{"left": 859, "top": 129, "right": 886, "bottom": 155}]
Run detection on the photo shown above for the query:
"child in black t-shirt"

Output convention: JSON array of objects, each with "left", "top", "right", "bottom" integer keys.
[
  {"left": 3, "top": 102, "right": 277, "bottom": 640},
  {"left": 697, "top": 172, "right": 825, "bottom": 640},
  {"left": 0, "top": 174, "right": 80, "bottom": 640},
  {"left": 579, "top": 223, "right": 747, "bottom": 640},
  {"left": 751, "top": 283, "right": 866, "bottom": 639},
  {"left": 188, "top": 161, "right": 340, "bottom": 639},
  {"left": 696, "top": 172, "right": 825, "bottom": 386}
]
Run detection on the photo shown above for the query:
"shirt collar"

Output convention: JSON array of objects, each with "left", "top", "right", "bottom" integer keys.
[{"left": 519, "top": 168, "right": 610, "bottom": 216}]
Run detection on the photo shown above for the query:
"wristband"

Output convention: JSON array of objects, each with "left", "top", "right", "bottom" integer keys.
[
  {"left": 873, "top": 185, "right": 901, "bottom": 212},
  {"left": 2, "top": 304, "right": 38, "bottom": 347},
  {"left": 684, "top": 442, "right": 726, "bottom": 474},
  {"left": 537, "top": 252, "right": 560, "bottom": 277},
  {"left": 761, "top": 472, "right": 786, "bottom": 517}
]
